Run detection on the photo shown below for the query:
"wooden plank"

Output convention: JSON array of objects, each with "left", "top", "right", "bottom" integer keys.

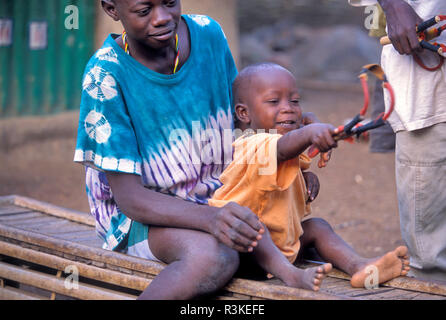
[
  {"left": 379, "top": 288, "right": 439, "bottom": 300},
  {"left": 320, "top": 277, "right": 348, "bottom": 289},
  {"left": 398, "top": 291, "right": 428, "bottom": 300},
  {"left": 323, "top": 285, "right": 365, "bottom": 297},
  {"left": 319, "top": 278, "right": 358, "bottom": 293},
  {"left": 407, "top": 292, "right": 445, "bottom": 300},
  {"left": 0, "top": 195, "right": 16, "bottom": 206},
  {"left": 319, "top": 277, "right": 402, "bottom": 299},
  {"left": 303, "top": 259, "right": 446, "bottom": 297},
  {"left": 215, "top": 295, "right": 244, "bottom": 300},
  {"left": 0, "top": 212, "right": 46, "bottom": 223},
  {"left": 382, "top": 276, "right": 446, "bottom": 297},
  {"left": 26, "top": 220, "right": 87, "bottom": 234},
  {"left": 10, "top": 195, "right": 95, "bottom": 227},
  {"left": 0, "top": 205, "right": 33, "bottom": 216},
  {"left": 0, "top": 285, "right": 49, "bottom": 300},
  {"left": 408, "top": 292, "right": 445, "bottom": 300},
  {"left": 43, "top": 223, "right": 94, "bottom": 235},
  {"left": 6, "top": 215, "right": 60, "bottom": 228},
  {"left": 224, "top": 278, "right": 350, "bottom": 300},
  {"left": 318, "top": 279, "right": 348, "bottom": 294},
  {"left": 72, "top": 237, "right": 104, "bottom": 248},
  {"left": 28, "top": 220, "right": 91, "bottom": 235},
  {"left": 348, "top": 288, "right": 396, "bottom": 299},
  {"left": 56, "top": 230, "right": 98, "bottom": 241},
  {"left": 0, "top": 261, "right": 137, "bottom": 300}
]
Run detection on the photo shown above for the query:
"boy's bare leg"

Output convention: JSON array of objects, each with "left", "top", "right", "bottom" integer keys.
[
  {"left": 138, "top": 227, "right": 239, "bottom": 300},
  {"left": 300, "top": 218, "right": 410, "bottom": 288},
  {"left": 252, "top": 226, "right": 332, "bottom": 291}
]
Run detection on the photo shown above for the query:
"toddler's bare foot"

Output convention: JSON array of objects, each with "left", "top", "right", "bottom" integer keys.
[
  {"left": 350, "top": 246, "right": 410, "bottom": 288},
  {"left": 284, "top": 263, "right": 332, "bottom": 291}
]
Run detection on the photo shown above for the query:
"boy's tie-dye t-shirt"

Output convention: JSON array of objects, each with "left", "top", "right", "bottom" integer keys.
[{"left": 74, "top": 15, "right": 238, "bottom": 251}]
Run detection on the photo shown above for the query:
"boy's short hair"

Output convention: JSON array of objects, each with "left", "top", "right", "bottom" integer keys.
[{"left": 232, "top": 62, "right": 289, "bottom": 105}]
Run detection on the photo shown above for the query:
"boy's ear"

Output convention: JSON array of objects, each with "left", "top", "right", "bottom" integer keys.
[
  {"left": 101, "top": 0, "right": 120, "bottom": 22},
  {"left": 235, "top": 103, "right": 250, "bottom": 125}
]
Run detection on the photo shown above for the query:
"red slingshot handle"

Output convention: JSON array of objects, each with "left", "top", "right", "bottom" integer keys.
[{"left": 307, "top": 64, "right": 395, "bottom": 159}]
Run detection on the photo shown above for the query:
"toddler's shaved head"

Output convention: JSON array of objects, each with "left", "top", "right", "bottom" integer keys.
[{"left": 232, "top": 63, "right": 291, "bottom": 106}]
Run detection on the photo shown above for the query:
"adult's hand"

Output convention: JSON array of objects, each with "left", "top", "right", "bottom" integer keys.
[
  {"left": 209, "top": 202, "right": 265, "bottom": 253},
  {"left": 378, "top": 0, "right": 423, "bottom": 55},
  {"left": 106, "top": 172, "right": 264, "bottom": 253}
]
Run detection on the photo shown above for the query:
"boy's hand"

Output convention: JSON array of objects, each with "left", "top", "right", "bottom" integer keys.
[
  {"left": 318, "top": 151, "right": 332, "bottom": 168},
  {"left": 306, "top": 123, "right": 338, "bottom": 153},
  {"left": 302, "top": 171, "right": 320, "bottom": 203},
  {"left": 378, "top": 0, "right": 423, "bottom": 55},
  {"left": 210, "top": 202, "right": 265, "bottom": 253}
]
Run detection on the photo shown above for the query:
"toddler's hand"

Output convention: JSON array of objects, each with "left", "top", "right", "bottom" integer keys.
[
  {"left": 318, "top": 151, "right": 332, "bottom": 168},
  {"left": 210, "top": 202, "right": 264, "bottom": 253},
  {"left": 302, "top": 171, "right": 320, "bottom": 203},
  {"left": 306, "top": 123, "right": 338, "bottom": 153}
]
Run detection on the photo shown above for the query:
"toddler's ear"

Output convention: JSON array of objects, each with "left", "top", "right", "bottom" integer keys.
[
  {"left": 235, "top": 103, "right": 250, "bottom": 125},
  {"left": 101, "top": 0, "right": 120, "bottom": 21}
]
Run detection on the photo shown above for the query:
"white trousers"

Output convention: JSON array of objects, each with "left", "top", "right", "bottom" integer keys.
[{"left": 396, "top": 122, "right": 446, "bottom": 281}]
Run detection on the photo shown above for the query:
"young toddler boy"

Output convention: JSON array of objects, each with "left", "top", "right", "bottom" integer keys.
[{"left": 209, "top": 63, "right": 411, "bottom": 291}]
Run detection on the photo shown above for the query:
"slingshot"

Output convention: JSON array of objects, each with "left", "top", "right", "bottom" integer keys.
[
  {"left": 380, "top": 15, "right": 446, "bottom": 71},
  {"left": 308, "top": 64, "right": 395, "bottom": 160}
]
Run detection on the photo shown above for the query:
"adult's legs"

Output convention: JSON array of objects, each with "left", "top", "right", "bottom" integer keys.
[
  {"left": 395, "top": 123, "right": 446, "bottom": 282},
  {"left": 138, "top": 227, "right": 240, "bottom": 300},
  {"left": 299, "top": 218, "right": 410, "bottom": 288}
]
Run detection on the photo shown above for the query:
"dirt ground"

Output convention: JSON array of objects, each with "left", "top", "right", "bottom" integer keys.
[{"left": 0, "top": 86, "right": 404, "bottom": 259}]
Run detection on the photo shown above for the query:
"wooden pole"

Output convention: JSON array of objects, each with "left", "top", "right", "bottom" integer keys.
[
  {"left": 0, "top": 223, "right": 165, "bottom": 276},
  {"left": 0, "top": 286, "right": 49, "bottom": 300},
  {"left": 0, "top": 261, "right": 137, "bottom": 300},
  {"left": 0, "top": 241, "right": 152, "bottom": 292}
]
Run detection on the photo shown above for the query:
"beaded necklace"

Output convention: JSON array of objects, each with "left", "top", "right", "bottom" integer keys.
[{"left": 122, "top": 31, "right": 180, "bottom": 74}]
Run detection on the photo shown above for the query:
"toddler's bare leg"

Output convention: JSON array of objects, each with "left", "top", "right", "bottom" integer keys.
[
  {"left": 253, "top": 226, "right": 332, "bottom": 291},
  {"left": 300, "top": 218, "right": 410, "bottom": 288},
  {"left": 137, "top": 227, "right": 239, "bottom": 300}
]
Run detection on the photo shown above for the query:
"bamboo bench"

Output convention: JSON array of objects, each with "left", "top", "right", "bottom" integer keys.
[{"left": 0, "top": 195, "right": 445, "bottom": 300}]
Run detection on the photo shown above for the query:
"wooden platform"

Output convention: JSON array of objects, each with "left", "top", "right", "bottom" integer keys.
[{"left": 0, "top": 195, "right": 445, "bottom": 300}]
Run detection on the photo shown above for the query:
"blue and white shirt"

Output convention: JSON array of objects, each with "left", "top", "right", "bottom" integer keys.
[{"left": 74, "top": 15, "right": 238, "bottom": 250}]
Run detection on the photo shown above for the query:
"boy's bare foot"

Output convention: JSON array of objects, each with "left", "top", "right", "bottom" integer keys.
[
  {"left": 350, "top": 246, "right": 410, "bottom": 288},
  {"left": 284, "top": 263, "right": 332, "bottom": 291}
]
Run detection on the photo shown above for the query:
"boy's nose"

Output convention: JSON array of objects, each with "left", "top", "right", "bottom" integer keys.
[
  {"left": 152, "top": 6, "right": 171, "bottom": 27},
  {"left": 279, "top": 103, "right": 294, "bottom": 113}
]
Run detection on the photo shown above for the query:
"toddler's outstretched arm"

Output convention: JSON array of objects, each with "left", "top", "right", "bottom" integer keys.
[{"left": 277, "top": 123, "right": 338, "bottom": 163}]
